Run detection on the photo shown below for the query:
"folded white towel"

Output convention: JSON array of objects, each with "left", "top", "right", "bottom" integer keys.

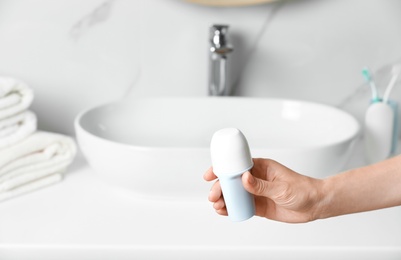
[
  {"left": 0, "top": 173, "right": 63, "bottom": 202},
  {"left": 0, "top": 131, "right": 77, "bottom": 201},
  {"left": 0, "top": 110, "right": 37, "bottom": 149},
  {"left": 0, "top": 76, "right": 34, "bottom": 120}
]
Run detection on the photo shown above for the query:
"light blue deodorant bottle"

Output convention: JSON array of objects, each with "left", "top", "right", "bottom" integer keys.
[{"left": 210, "top": 128, "right": 255, "bottom": 222}]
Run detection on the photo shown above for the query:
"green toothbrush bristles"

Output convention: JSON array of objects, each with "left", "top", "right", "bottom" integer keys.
[
  {"left": 362, "top": 68, "right": 372, "bottom": 81},
  {"left": 362, "top": 67, "right": 379, "bottom": 102}
]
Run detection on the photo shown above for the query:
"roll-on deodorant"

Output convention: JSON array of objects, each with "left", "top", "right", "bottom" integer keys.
[{"left": 210, "top": 128, "right": 255, "bottom": 221}]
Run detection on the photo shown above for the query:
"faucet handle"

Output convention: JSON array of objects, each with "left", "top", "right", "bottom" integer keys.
[
  {"left": 209, "top": 24, "right": 233, "bottom": 96},
  {"left": 210, "top": 24, "right": 233, "bottom": 54}
]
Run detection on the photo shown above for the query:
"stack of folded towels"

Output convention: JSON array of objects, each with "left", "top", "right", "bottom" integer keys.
[{"left": 0, "top": 76, "right": 76, "bottom": 202}]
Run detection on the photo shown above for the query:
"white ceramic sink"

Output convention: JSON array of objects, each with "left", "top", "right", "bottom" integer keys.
[{"left": 75, "top": 97, "right": 360, "bottom": 199}]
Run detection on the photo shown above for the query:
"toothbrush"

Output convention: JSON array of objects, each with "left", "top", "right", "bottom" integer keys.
[
  {"left": 362, "top": 67, "right": 380, "bottom": 102},
  {"left": 382, "top": 65, "right": 401, "bottom": 103},
  {"left": 363, "top": 64, "right": 400, "bottom": 163}
]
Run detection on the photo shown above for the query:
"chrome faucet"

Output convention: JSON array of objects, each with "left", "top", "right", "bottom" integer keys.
[{"left": 209, "top": 25, "right": 233, "bottom": 96}]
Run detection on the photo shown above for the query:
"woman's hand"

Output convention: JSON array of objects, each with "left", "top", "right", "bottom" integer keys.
[
  {"left": 205, "top": 155, "right": 401, "bottom": 223},
  {"left": 204, "top": 158, "right": 324, "bottom": 223}
]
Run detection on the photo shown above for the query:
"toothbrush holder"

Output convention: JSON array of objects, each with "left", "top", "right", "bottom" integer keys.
[{"left": 364, "top": 99, "right": 399, "bottom": 164}]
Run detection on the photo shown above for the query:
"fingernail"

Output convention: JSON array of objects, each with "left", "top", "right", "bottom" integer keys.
[
  {"left": 249, "top": 176, "right": 255, "bottom": 185},
  {"left": 208, "top": 189, "right": 215, "bottom": 201},
  {"left": 246, "top": 172, "right": 255, "bottom": 184}
]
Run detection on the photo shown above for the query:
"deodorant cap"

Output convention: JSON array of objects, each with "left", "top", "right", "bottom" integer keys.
[{"left": 210, "top": 128, "right": 253, "bottom": 176}]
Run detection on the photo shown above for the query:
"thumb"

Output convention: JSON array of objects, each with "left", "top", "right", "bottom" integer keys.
[{"left": 242, "top": 171, "right": 273, "bottom": 198}]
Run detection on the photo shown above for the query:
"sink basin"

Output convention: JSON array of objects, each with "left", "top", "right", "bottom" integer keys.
[{"left": 75, "top": 97, "right": 360, "bottom": 200}]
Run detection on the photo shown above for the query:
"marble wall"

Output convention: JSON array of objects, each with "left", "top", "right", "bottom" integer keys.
[{"left": 0, "top": 0, "right": 400, "bottom": 135}]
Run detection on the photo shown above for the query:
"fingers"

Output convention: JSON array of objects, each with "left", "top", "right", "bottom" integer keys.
[
  {"left": 203, "top": 167, "right": 218, "bottom": 181},
  {"left": 251, "top": 158, "right": 281, "bottom": 181},
  {"left": 242, "top": 171, "right": 272, "bottom": 198},
  {"left": 213, "top": 197, "right": 225, "bottom": 210},
  {"left": 216, "top": 207, "right": 228, "bottom": 216},
  {"left": 208, "top": 180, "right": 228, "bottom": 216},
  {"left": 208, "top": 180, "right": 222, "bottom": 202},
  {"left": 213, "top": 196, "right": 227, "bottom": 216}
]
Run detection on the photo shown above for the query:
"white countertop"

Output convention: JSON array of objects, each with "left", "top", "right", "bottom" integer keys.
[{"left": 1, "top": 140, "right": 401, "bottom": 260}]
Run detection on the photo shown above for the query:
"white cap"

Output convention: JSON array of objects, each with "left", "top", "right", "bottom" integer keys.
[
  {"left": 210, "top": 128, "right": 253, "bottom": 176},
  {"left": 210, "top": 128, "right": 255, "bottom": 221}
]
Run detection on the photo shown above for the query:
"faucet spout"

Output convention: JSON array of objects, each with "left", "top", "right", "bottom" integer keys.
[{"left": 209, "top": 24, "right": 233, "bottom": 96}]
